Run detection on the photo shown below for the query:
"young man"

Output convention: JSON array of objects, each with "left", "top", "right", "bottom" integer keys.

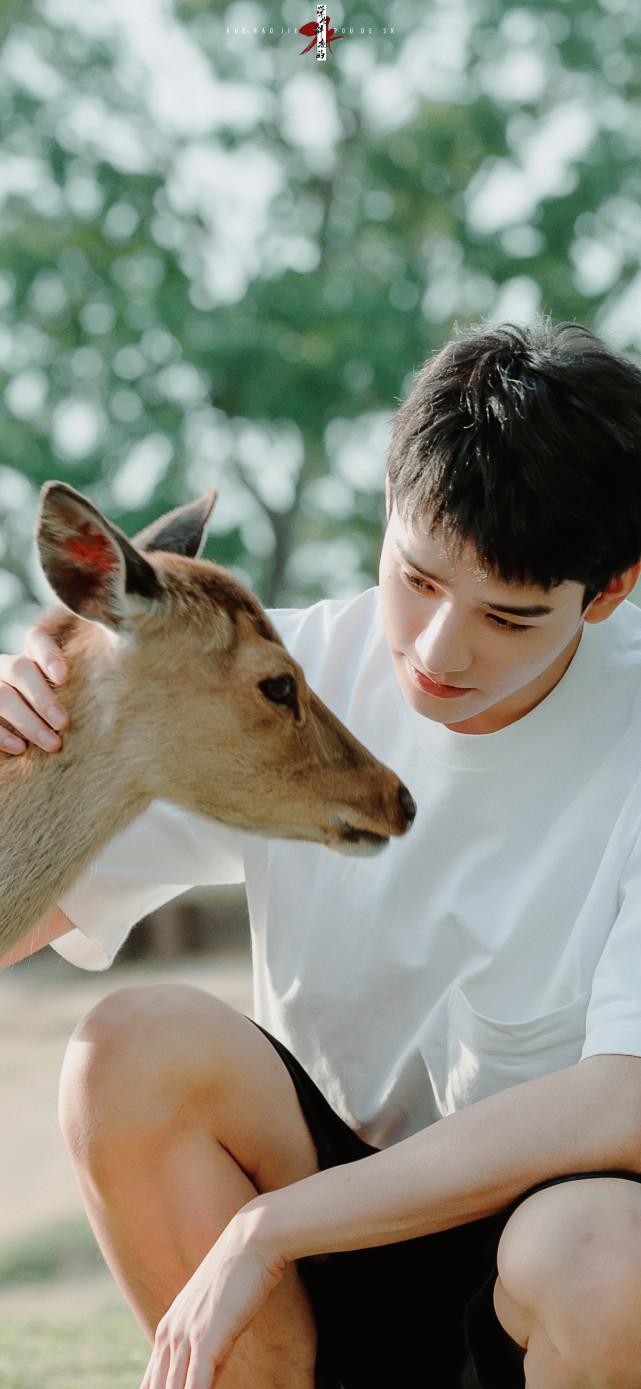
[{"left": 4, "top": 318, "right": 641, "bottom": 1389}]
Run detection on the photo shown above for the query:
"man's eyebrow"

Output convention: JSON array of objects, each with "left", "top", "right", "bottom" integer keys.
[
  {"left": 485, "top": 599, "right": 554, "bottom": 618},
  {"left": 395, "top": 540, "right": 554, "bottom": 618}
]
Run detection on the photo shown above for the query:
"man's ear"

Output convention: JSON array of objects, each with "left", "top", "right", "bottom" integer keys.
[
  {"left": 583, "top": 560, "right": 641, "bottom": 624},
  {"left": 36, "top": 482, "right": 160, "bottom": 631},
  {"left": 385, "top": 474, "right": 392, "bottom": 519}
]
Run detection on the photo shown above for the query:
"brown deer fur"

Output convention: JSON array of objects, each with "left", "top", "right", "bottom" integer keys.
[{"left": 0, "top": 483, "right": 414, "bottom": 956}]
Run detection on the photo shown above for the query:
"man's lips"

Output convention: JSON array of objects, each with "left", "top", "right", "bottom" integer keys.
[{"left": 407, "top": 662, "right": 474, "bottom": 699}]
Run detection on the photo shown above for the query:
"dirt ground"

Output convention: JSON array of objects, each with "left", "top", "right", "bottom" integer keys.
[{"left": 0, "top": 948, "right": 253, "bottom": 1251}]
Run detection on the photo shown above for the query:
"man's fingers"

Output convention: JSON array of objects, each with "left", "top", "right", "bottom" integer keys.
[
  {"left": 166, "top": 1343, "right": 191, "bottom": 1389},
  {"left": 0, "top": 681, "right": 62, "bottom": 750},
  {"left": 139, "top": 1342, "right": 164, "bottom": 1389},
  {"left": 139, "top": 1354, "right": 157, "bottom": 1389},
  {"left": 142, "top": 1336, "right": 189, "bottom": 1389},
  {"left": 185, "top": 1348, "right": 217, "bottom": 1389},
  {"left": 23, "top": 626, "right": 68, "bottom": 683},
  {"left": 0, "top": 651, "right": 68, "bottom": 729},
  {"left": 0, "top": 728, "right": 26, "bottom": 755}
]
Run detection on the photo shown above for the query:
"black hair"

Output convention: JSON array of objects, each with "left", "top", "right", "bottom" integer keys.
[{"left": 387, "top": 318, "right": 641, "bottom": 604}]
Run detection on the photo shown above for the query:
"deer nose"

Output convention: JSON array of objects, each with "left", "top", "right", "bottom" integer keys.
[{"left": 399, "top": 784, "right": 417, "bottom": 827}]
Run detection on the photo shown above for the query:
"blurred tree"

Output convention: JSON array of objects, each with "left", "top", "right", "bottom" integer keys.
[{"left": 0, "top": 0, "right": 640, "bottom": 646}]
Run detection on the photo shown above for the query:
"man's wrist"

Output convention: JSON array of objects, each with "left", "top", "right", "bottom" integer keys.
[{"left": 232, "top": 1196, "right": 293, "bottom": 1273}]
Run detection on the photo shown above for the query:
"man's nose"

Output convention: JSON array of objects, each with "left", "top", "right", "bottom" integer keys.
[{"left": 414, "top": 605, "right": 471, "bottom": 676}]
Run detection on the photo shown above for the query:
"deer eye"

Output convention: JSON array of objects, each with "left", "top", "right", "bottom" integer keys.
[{"left": 259, "top": 675, "right": 297, "bottom": 709}]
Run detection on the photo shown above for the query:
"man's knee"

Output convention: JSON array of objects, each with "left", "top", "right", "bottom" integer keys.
[
  {"left": 59, "top": 983, "right": 319, "bottom": 1194},
  {"left": 59, "top": 983, "right": 232, "bottom": 1161},
  {"left": 496, "top": 1177, "right": 641, "bottom": 1386}
]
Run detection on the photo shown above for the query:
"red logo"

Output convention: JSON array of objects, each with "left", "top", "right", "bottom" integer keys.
[{"left": 299, "top": 5, "right": 344, "bottom": 59}]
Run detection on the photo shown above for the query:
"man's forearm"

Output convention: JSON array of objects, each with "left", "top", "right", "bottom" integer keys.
[
  {"left": 247, "top": 1053, "right": 641, "bottom": 1263},
  {"left": 0, "top": 906, "right": 73, "bottom": 968}
]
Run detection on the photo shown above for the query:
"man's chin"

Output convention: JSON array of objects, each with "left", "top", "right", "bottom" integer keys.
[{"left": 400, "top": 680, "right": 479, "bottom": 724}]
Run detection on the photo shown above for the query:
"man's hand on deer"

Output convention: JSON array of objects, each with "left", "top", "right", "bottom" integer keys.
[
  {"left": 140, "top": 1208, "right": 286, "bottom": 1389},
  {"left": 0, "top": 627, "right": 68, "bottom": 754}
]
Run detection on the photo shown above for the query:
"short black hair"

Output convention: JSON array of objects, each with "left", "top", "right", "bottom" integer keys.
[{"left": 387, "top": 318, "right": 641, "bottom": 604}]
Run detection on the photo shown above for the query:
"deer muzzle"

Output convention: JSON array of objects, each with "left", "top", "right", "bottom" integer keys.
[{"left": 330, "top": 781, "right": 416, "bottom": 855}]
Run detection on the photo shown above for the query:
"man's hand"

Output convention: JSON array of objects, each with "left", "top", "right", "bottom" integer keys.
[
  {"left": 0, "top": 626, "right": 68, "bottom": 754},
  {"left": 140, "top": 1207, "right": 286, "bottom": 1389}
]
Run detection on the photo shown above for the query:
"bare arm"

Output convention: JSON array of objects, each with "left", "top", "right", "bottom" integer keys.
[
  {"left": 0, "top": 906, "right": 76, "bottom": 968},
  {"left": 0, "top": 626, "right": 68, "bottom": 754},
  {"left": 141, "top": 1054, "right": 641, "bottom": 1387},
  {"left": 250, "top": 1052, "right": 641, "bottom": 1257}
]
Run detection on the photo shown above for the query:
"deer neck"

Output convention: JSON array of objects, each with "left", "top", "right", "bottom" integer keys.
[{"left": 0, "top": 619, "right": 154, "bottom": 955}]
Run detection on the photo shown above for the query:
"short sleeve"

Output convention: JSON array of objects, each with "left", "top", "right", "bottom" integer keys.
[
  {"left": 582, "top": 826, "right": 641, "bottom": 1061},
  {"left": 54, "top": 799, "right": 245, "bottom": 971}
]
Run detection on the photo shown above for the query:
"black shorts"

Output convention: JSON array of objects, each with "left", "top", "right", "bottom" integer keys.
[{"left": 256, "top": 1024, "right": 641, "bottom": 1389}]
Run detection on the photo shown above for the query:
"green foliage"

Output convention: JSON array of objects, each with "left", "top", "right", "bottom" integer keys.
[
  {"left": 0, "top": 0, "right": 640, "bottom": 644},
  {"left": 0, "top": 1215, "right": 101, "bottom": 1286}
]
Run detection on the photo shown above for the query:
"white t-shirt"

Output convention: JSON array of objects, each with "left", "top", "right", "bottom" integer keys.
[{"left": 56, "top": 589, "right": 641, "bottom": 1148}]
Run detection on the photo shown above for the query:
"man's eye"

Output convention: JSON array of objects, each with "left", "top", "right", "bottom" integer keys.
[
  {"left": 404, "top": 571, "right": 433, "bottom": 594},
  {"left": 488, "top": 615, "right": 531, "bottom": 633},
  {"left": 259, "top": 675, "right": 297, "bottom": 708}
]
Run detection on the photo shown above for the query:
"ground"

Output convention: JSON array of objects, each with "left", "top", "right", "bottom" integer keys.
[{"left": 0, "top": 945, "right": 253, "bottom": 1387}]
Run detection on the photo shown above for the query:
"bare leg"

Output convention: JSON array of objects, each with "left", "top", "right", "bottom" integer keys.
[
  {"left": 494, "top": 1177, "right": 641, "bottom": 1388},
  {"left": 59, "top": 984, "right": 320, "bottom": 1388}
]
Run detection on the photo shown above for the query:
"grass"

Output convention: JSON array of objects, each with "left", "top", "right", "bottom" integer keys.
[
  {"left": 0, "top": 949, "right": 253, "bottom": 1387},
  {"left": 0, "top": 1309, "right": 148, "bottom": 1389},
  {"left": 0, "top": 1217, "right": 149, "bottom": 1388}
]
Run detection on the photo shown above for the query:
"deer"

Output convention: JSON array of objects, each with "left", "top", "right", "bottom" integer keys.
[{"left": 0, "top": 481, "right": 415, "bottom": 958}]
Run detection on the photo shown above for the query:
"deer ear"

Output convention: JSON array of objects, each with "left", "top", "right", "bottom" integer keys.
[
  {"left": 133, "top": 487, "right": 217, "bottom": 557},
  {"left": 36, "top": 482, "right": 160, "bottom": 630}
]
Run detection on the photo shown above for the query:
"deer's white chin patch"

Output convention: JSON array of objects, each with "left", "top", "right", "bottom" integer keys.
[
  {"left": 330, "top": 834, "right": 389, "bottom": 857},
  {"left": 218, "top": 818, "right": 390, "bottom": 854},
  {"left": 329, "top": 817, "right": 390, "bottom": 855}
]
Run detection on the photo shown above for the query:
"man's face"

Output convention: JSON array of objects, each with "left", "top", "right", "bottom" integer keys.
[{"left": 379, "top": 504, "right": 590, "bottom": 734}]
